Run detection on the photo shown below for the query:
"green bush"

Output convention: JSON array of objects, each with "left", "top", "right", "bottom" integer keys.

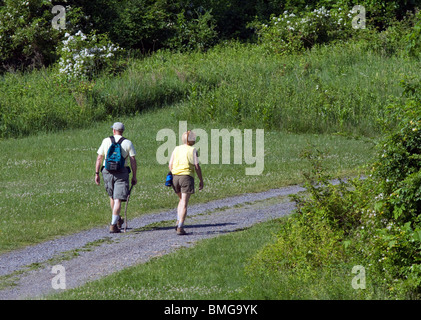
[
  {"left": 246, "top": 78, "right": 421, "bottom": 298},
  {"left": 406, "top": 11, "right": 421, "bottom": 58},
  {"left": 253, "top": 6, "right": 355, "bottom": 55},
  {"left": 165, "top": 9, "right": 218, "bottom": 52},
  {"left": 0, "top": 0, "right": 61, "bottom": 72}
]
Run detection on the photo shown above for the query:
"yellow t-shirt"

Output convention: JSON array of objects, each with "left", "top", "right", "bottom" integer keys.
[{"left": 171, "top": 144, "right": 195, "bottom": 176}]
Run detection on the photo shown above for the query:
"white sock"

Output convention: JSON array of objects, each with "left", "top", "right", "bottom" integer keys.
[
  {"left": 178, "top": 221, "right": 184, "bottom": 228},
  {"left": 111, "top": 214, "right": 119, "bottom": 225}
]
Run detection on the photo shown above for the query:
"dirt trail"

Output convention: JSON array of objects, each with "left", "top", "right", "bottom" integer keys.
[{"left": 0, "top": 184, "right": 306, "bottom": 300}]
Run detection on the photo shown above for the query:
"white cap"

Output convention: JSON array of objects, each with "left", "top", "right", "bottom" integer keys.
[{"left": 111, "top": 122, "right": 125, "bottom": 132}]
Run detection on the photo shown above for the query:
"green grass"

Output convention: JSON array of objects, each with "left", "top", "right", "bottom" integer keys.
[
  {"left": 1, "top": 41, "right": 420, "bottom": 139},
  {"left": 0, "top": 37, "right": 410, "bottom": 300},
  {"left": 0, "top": 107, "right": 374, "bottom": 253},
  {"left": 47, "top": 218, "right": 291, "bottom": 300},
  {"left": 174, "top": 41, "right": 421, "bottom": 137},
  {"left": 47, "top": 216, "right": 389, "bottom": 300}
]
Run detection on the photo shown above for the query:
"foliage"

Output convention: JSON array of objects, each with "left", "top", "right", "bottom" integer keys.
[
  {"left": 56, "top": 30, "right": 122, "bottom": 80},
  {"left": 363, "top": 81, "right": 421, "bottom": 298},
  {"left": 0, "top": 0, "right": 61, "bottom": 72},
  {"left": 292, "top": 146, "right": 367, "bottom": 235},
  {"left": 165, "top": 9, "right": 218, "bottom": 52},
  {"left": 406, "top": 11, "right": 421, "bottom": 58},
  {"left": 0, "top": 0, "right": 419, "bottom": 72},
  {"left": 253, "top": 6, "right": 355, "bottom": 55},
  {"left": 175, "top": 41, "right": 420, "bottom": 136},
  {"left": 247, "top": 78, "right": 421, "bottom": 299},
  {"left": 352, "top": 11, "right": 419, "bottom": 58}
]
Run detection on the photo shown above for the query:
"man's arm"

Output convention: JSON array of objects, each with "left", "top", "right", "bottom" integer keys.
[
  {"left": 130, "top": 156, "right": 137, "bottom": 186},
  {"left": 95, "top": 154, "right": 104, "bottom": 185}
]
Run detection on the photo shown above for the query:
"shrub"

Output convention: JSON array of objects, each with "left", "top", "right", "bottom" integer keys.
[
  {"left": 0, "top": 0, "right": 61, "bottom": 72},
  {"left": 406, "top": 11, "right": 421, "bottom": 59},
  {"left": 56, "top": 31, "right": 122, "bottom": 80},
  {"left": 165, "top": 9, "right": 218, "bottom": 52},
  {"left": 247, "top": 79, "right": 421, "bottom": 298},
  {"left": 253, "top": 6, "right": 356, "bottom": 55}
]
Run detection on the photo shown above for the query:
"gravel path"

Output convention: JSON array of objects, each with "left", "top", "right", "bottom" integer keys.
[{"left": 0, "top": 184, "right": 307, "bottom": 300}]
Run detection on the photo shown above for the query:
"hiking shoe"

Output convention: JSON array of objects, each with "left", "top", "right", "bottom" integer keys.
[
  {"left": 176, "top": 227, "right": 186, "bottom": 235},
  {"left": 117, "top": 217, "right": 124, "bottom": 229},
  {"left": 109, "top": 224, "right": 121, "bottom": 233}
]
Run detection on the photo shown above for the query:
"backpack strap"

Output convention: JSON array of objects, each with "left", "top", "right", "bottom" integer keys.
[{"left": 110, "top": 136, "right": 126, "bottom": 145}]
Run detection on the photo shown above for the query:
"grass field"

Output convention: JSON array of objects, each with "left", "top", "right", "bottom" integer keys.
[
  {"left": 0, "top": 107, "right": 374, "bottom": 253},
  {"left": 48, "top": 216, "right": 389, "bottom": 300},
  {"left": 3, "top": 41, "right": 410, "bottom": 254},
  {"left": 1, "top": 38, "right": 414, "bottom": 300},
  {"left": 1, "top": 41, "right": 420, "bottom": 139}
]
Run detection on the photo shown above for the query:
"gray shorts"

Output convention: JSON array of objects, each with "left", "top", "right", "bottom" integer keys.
[
  {"left": 102, "top": 168, "right": 129, "bottom": 201},
  {"left": 173, "top": 175, "right": 195, "bottom": 194}
]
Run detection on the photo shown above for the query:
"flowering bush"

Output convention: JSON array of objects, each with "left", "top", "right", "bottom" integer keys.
[
  {"left": 254, "top": 6, "right": 356, "bottom": 54},
  {"left": 57, "top": 30, "right": 122, "bottom": 80}
]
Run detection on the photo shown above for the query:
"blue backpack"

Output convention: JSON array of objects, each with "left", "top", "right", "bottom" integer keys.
[{"left": 105, "top": 136, "right": 126, "bottom": 172}]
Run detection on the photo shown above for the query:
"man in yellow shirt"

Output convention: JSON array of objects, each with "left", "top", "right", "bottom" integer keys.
[
  {"left": 169, "top": 130, "right": 204, "bottom": 235},
  {"left": 95, "top": 122, "right": 137, "bottom": 233}
]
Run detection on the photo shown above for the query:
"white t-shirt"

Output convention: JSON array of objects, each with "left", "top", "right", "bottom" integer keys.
[{"left": 97, "top": 135, "right": 136, "bottom": 167}]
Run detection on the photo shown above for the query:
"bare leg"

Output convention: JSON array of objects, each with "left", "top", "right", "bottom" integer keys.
[
  {"left": 110, "top": 198, "right": 122, "bottom": 224},
  {"left": 177, "top": 192, "right": 191, "bottom": 226}
]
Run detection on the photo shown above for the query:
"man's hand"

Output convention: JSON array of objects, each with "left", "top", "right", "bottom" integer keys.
[
  {"left": 95, "top": 155, "right": 104, "bottom": 186},
  {"left": 129, "top": 156, "right": 137, "bottom": 186},
  {"left": 199, "top": 180, "right": 204, "bottom": 190},
  {"left": 131, "top": 177, "right": 137, "bottom": 186}
]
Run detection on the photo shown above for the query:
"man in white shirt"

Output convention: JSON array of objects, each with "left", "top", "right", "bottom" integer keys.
[{"left": 95, "top": 122, "right": 137, "bottom": 233}]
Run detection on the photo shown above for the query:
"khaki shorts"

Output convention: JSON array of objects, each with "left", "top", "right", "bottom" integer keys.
[
  {"left": 173, "top": 175, "right": 195, "bottom": 194},
  {"left": 102, "top": 168, "right": 129, "bottom": 201}
]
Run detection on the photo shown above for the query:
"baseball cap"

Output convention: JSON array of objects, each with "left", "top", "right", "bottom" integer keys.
[{"left": 111, "top": 122, "right": 125, "bottom": 131}]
